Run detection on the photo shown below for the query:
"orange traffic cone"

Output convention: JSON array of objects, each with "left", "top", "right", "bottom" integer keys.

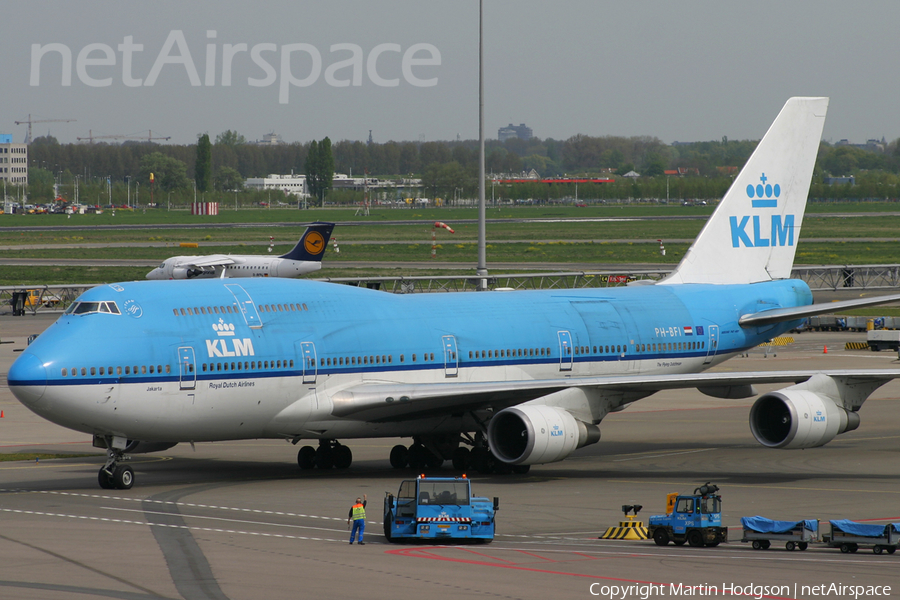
[{"left": 823, "top": 346, "right": 828, "bottom": 354}]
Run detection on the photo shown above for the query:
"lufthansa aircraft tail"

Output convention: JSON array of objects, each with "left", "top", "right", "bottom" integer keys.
[
  {"left": 661, "top": 97, "right": 828, "bottom": 286},
  {"left": 280, "top": 222, "right": 335, "bottom": 262}
]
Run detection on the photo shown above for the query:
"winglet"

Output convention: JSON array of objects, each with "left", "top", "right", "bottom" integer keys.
[
  {"left": 660, "top": 97, "right": 828, "bottom": 285},
  {"left": 279, "top": 222, "right": 335, "bottom": 261}
]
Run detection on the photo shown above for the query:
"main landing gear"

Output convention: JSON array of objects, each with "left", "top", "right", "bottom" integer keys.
[
  {"left": 388, "top": 435, "right": 530, "bottom": 475},
  {"left": 297, "top": 439, "right": 353, "bottom": 470},
  {"left": 98, "top": 448, "right": 134, "bottom": 490}
]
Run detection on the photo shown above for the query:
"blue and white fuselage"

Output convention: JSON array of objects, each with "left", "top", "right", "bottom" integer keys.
[{"left": 9, "top": 277, "right": 811, "bottom": 444}]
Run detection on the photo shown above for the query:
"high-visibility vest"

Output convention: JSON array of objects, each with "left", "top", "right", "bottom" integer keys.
[{"left": 351, "top": 503, "right": 366, "bottom": 520}]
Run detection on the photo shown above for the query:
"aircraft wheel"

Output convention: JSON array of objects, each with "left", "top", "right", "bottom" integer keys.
[
  {"left": 298, "top": 446, "right": 316, "bottom": 469},
  {"left": 113, "top": 465, "right": 134, "bottom": 490},
  {"left": 475, "top": 450, "right": 496, "bottom": 474},
  {"left": 315, "top": 445, "right": 334, "bottom": 469},
  {"left": 653, "top": 528, "right": 669, "bottom": 546},
  {"left": 334, "top": 445, "right": 353, "bottom": 469},
  {"left": 469, "top": 448, "right": 488, "bottom": 472},
  {"left": 407, "top": 444, "right": 427, "bottom": 470},
  {"left": 425, "top": 451, "right": 443, "bottom": 469},
  {"left": 687, "top": 530, "right": 704, "bottom": 548},
  {"left": 389, "top": 445, "right": 408, "bottom": 469},
  {"left": 451, "top": 447, "right": 470, "bottom": 471},
  {"left": 98, "top": 468, "right": 114, "bottom": 490}
]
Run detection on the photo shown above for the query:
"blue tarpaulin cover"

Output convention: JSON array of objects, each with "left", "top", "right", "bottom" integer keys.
[
  {"left": 741, "top": 516, "right": 817, "bottom": 534},
  {"left": 830, "top": 520, "right": 889, "bottom": 538}
]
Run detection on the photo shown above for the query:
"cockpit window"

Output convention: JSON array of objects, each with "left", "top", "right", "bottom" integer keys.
[
  {"left": 158, "top": 262, "right": 166, "bottom": 269},
  {"left": 65, "top": 301, "right": 121, "bottom": 315}
]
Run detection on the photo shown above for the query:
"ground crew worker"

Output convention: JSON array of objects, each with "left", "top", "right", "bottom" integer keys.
[{"left": 348, "top": 493, "right": 367, "bottom": 545}]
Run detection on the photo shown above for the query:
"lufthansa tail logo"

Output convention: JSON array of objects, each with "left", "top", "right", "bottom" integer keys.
[{"left": 303, "top": 231, "right": 326, "bottom": 255}]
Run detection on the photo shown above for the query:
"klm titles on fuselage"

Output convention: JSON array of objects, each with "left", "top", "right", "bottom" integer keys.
[
  {"left": 207, "top": 320, "right": 255, "bottom": 358},
  {"left": 730, "top": 173, "right": 795, "bottom": 248}
]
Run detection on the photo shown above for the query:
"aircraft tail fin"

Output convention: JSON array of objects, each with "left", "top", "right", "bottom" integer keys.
[
  {"left": 280, "top": 222, "right": 335, "bottom": 262},
  {"left": 660, "top": 97, "right": 828, "bottom": 285}
]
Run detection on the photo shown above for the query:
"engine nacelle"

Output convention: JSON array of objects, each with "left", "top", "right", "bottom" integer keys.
[
  {"left": 749, "top": 390, "right": 860, "bottom": 449},
  {"left": 171, "top": 266, "right": 189, "bottom": 280},
  {"left": 487, "top": 405, "right": 601, "bottom": 465}
]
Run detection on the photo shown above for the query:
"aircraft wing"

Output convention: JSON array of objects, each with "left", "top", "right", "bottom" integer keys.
[
  {"left": 329, "top": 369, "right": 900, "bottom": 422},
  {"left": 184, "top": 256, "right": 237, "bottom": 268},
  {"left": 740, "top": 293, "right": 900, "bottom": 327}
]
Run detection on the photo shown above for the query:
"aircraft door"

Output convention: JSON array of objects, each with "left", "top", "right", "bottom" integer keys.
[
  {"left": 225, "top": 284, "right": 262, "bottom": 328},
  {"left": 442, "top": 335, "right": 459, "bottom": 377},
  {"left": 703, "top": 325, "right": 719, "bottom": 365},
  {"left": 558, "top": 330, "right": 573, "bottom": 371},
  {"left": 299, "top": 341, "right": 317, "bottom": 384},
  {"left": 178, "top": 346, "right": 196, "bottom": 390}
]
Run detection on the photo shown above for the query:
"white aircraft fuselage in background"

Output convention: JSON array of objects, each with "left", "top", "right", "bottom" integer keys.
[{"left": 146, "top": 222, "right": 334, "bottom": 280}]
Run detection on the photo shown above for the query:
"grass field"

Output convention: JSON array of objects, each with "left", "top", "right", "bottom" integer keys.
[{"left": 2, "top": 204, "right": 900, "bottom": 286}]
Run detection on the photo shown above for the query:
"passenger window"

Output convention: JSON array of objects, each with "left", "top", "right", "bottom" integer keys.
[
  {"left": 400, "top": 354, "right": 404, "bottom": 363},
  {"left": 61, "top": 368, "right": 67, "bottom": 377},
  {"left": 412, "top": 354, "right": 417, "bottom": 362}
]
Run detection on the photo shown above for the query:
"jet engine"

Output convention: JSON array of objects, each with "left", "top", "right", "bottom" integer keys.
[
  {"left": 749, "top": 389, "right": 860, "bottom": 449},
  {"left": 487, "top": 405, "right": 601, "bottom": 465},
  {"left": 171, "top": 266, "right": 189, "bottom": 280}
]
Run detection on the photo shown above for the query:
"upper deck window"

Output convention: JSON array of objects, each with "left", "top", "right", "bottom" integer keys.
[{"left": 65, "top": 301, "right": 121, "bottom": 315}]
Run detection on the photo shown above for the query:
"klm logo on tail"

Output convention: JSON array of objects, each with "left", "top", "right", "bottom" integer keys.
[{"left": 730, "top": 173, "right": 795, "bottom": 248}]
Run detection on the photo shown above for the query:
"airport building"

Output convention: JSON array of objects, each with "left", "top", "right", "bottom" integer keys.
[
  {"left": 0, "top": 134, "right": 28, "bottom": 187},
  {"left": 244, "top": 173, "right": 309, "bottom": 197},
  {"left": 498, "top": 123, "right": 533, "bottom": 141}
]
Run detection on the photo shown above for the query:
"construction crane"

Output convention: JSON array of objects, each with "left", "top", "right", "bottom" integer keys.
[
  {"left": 77, "top": 130, "right": 171, "bottom": 144},
  {"left": 14, "top": 114, "right": 76, "bottom": 144}
]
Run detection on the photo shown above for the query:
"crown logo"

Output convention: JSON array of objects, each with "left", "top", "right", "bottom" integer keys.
[
  {"left": 213, "top": 319, "right": 235, "bottom": 336},
  {"left": 746, "top": 173, "right": 780, "bottom": 208}
]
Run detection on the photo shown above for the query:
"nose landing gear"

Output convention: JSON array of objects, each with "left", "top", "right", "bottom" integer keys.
[{"left": 98, "top": 448, "right": 134, "bottom": 490}]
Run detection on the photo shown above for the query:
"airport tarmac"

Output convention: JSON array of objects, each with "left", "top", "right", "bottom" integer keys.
[{"left": 2, "top": 313, "right": 899, "bottom": 600}]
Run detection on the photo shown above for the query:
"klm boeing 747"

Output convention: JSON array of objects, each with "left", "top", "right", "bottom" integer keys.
[
  {"left": 146, "top": 222, "right": 334, "bottom": 280},
  {"left": 10, "top": 98, "right": 900, "bottom": 490}
]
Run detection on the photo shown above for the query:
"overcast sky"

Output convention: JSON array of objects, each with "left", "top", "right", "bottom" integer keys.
[{"left": 3, "top": 1, "right": 898, "bottom": 147}]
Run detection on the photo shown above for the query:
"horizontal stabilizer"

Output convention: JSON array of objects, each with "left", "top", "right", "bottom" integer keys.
[{"left": 739, "top": 292, "right": 900, "bottom": 327}]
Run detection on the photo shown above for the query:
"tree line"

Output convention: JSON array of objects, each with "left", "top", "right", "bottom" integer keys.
[{"left": 20, "top": 130, "right": 900, "bottom": 204}]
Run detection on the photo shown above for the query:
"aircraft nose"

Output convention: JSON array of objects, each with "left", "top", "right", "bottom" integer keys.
[
  {"left": 146, "top": 269, "right": 160, "bottom": 280},
  {"left": 7, "top": 352, "right": 48, "bottom": 407}
]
